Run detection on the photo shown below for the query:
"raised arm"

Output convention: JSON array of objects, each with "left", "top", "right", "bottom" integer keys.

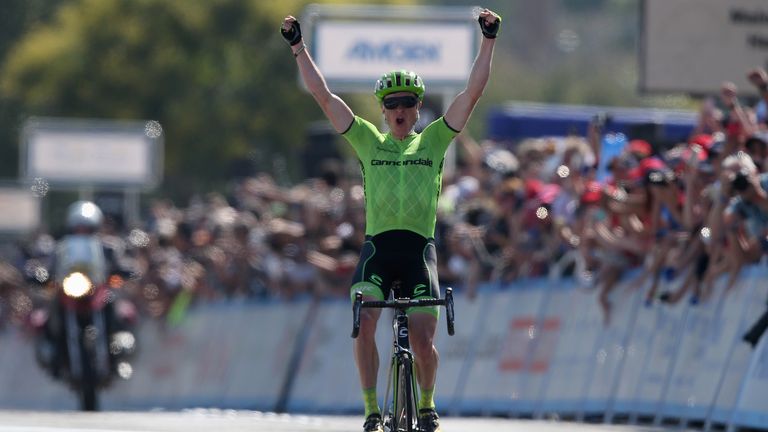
[
  {"left": 444, "top": 9, "right": 500, "bottom": 132},
  {"left": 281, "top": 16, "right": 354, "bottom": 133},
  {"left": 748, "top": 67, "right": 768, "bottom": 117},
  {"left": 720, "top": 81, "right": 757, "bottom": 138}
]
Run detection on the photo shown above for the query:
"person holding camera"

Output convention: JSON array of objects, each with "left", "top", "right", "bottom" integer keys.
[
  {"left": 722, "top": 152, "right": 768, "bottom": 348},
  {"left": 280, "top": 8, "right": 501, "bottom": 432},
  {"left": 723, "top": 152, "right": 768, "bottom": 260}
]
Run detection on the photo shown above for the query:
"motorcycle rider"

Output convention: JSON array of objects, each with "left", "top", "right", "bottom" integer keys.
[{"left": 35, "top": 200, "right": 137, "bottom": 380}]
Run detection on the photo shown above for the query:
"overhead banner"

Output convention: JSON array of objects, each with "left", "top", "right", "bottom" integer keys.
[
  {"left": 304, "top": 5, "right": 477, "bottom": 92},
  {"left": 641, "top": 0, "right": 768, "bottom": 94},
  {"left": 313, "top": 22, "right": 474, "bottom": 89}
]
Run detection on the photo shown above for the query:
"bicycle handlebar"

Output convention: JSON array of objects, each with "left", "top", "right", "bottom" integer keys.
[{"left": 351, "top": 287, "right": 455, "bottom": 338}]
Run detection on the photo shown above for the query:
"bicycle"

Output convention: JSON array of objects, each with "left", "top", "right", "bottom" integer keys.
[{"left": 351, "top": 287, "right": 455, "bottom": 432}]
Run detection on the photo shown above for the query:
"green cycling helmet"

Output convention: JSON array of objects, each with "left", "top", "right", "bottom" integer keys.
[{"left": 374, "top": 70, "right": 425, "bottom": 102}]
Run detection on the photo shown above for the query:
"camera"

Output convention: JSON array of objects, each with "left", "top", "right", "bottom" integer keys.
[
  {"left": 645, "top": 169, "right": 674, "bottom": 187},
  {"left": 732, "top": 170, "right": 750, "bottom": 191}
]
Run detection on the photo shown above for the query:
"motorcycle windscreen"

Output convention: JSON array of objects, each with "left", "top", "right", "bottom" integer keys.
[{"left": 54, "top": 234, "right": 108, "bottom": 285}]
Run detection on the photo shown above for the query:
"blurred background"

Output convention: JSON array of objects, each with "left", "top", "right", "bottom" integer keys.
[{"left": 0, "top": 0, "right": 677, "bottom": 222}]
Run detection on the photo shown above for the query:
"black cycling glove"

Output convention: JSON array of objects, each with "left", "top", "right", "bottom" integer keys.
[
  {"left": 281, "top": 20, "right": 303, "bottom": 46},
  {"left": 478, "top": 15, "right": 501, "bottom": 39}
]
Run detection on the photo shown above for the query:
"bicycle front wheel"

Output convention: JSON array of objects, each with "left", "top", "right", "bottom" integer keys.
[{"left": 392, "top": 356, "right": 419, "bottom": 432}]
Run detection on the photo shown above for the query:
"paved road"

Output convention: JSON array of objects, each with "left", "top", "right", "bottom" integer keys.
[{"left": 0, "top": 410, "right": 693, "bottom": 432}]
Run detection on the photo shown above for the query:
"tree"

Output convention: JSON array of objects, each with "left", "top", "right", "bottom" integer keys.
[
  {"left": 0, "top": 0, "right": 70, "bottom": 179},
  {"left": 1, "top": 0, "right": 356, "bottom": 200}
]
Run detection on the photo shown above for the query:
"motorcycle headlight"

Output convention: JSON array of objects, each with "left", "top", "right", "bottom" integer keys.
[{"left": 62, "top": 272, "right": 92, "bottom": 298}]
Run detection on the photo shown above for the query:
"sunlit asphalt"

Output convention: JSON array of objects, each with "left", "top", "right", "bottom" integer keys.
[{"left": 0, "top": 410, "right": 693, "bottom": 432}]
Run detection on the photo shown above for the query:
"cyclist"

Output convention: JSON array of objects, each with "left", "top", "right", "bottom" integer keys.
[{"left": 282, "top": 8, "right": 500, "bottom": 432}]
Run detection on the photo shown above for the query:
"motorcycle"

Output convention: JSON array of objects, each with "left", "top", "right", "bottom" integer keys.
[{"left": 31, "top": 233, "right": 137, "bottom": 411}]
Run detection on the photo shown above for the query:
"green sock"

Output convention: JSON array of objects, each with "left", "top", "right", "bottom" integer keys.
[
  {"left": 418, "top": 387, "right": 435, "bottom": 411},
  {"left": 363, "top": 387, "right": 379, "bottom": 417}
]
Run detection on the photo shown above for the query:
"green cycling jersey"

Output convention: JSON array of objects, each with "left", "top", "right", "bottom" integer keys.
[{"left": 342, "top": 115, "right": 459, "bottom": 239}]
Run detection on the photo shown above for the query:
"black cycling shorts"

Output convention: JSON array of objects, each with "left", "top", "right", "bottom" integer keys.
[{"left": 350, "top": 229, "right": 440, "bottom": 315}]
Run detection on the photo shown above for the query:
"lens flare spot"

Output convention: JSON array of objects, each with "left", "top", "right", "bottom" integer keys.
[
  {"left": 30, "top": 178, "right": 49, "bottom": 197},
  {"left": 330, "top": 188, "right": 345, "bottom": 203},
  {"left": 351, "top": 185, "right": 364, "bottom": 201},
  {"left": 128, "top": 229, "right": 151, "bottom": 248},
  {"left": 700, "top": 227, "right": 711, "bottom": 238},
  {"left": 117, "top": 362, "right": 133, "bottom": 379},
  {"left": 144, "top": 120, "right": 163, "bottom": 138},
  {"left": 557, "top": 29, "right": 580, "bottom": 52}
]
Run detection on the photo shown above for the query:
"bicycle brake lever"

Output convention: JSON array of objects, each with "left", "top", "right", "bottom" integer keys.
[{"left": 445, "top": 287, "right": 455, "bottom": 336}]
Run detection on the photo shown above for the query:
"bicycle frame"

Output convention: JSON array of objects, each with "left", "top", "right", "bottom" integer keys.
[{"left": 351, "top": 288, "right": 455, "bottom": 432}]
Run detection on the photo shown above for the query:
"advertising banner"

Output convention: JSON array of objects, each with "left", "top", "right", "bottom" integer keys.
[
  {"left": 641, "top": 0, "right": 768, "bottom": 94},
  {"left": 580, "top": 283, "right": 644, "bottom": 417},
  {"left": 435, "top": 287, "right": 491, "bottom": 413},
  {"left": 313, "top": 22, "right": 474, "bottom": 89},
  {"left": 658, "top": 281, "right": 750, "bottom": 423},
  {"left": 626, "top": 275, "right": 689, "bottom": 416},
  {"left": 708, "top": 269, "right": 765, "bottom": 425},
  {"left": 533, "top": 281, "right": 582, "bottom": 415},
  {"left": 286, "top": 300, "right": 361, "bottom": 413},
  {"left": 732, "top": 335, "right": 768, "bottom": 429},
  {"left": 719, "top": 273, "right": 768, "bottom": 428},
  {"left": 0, "top": 329, "right": 74, "bottom": 409},
  {"left": 303, "top": 4, "right": 477, "bottom": 93},
  {"left": 457, "top": 286, "right": 547, "bottom": 413},
  {"left": 102, "top": 301, "right": 309, "bottom": 410},
  {"left": 1, "top": 270, "right": 767, "bottom": 431},
  {"left": 537, "top": 281, "right": 611, "bottom": 415}
]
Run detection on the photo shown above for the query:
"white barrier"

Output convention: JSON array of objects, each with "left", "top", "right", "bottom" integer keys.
[
  {"left": 442, "top": 287, "right": 499, "bottom": 414},
  {"left": 286, "top": 300, "right": 358, "bottom": 413},
  {"left": 458, "top": 283, "right": 547, "bottom": 414},
  {"left": 0, "top": 328, "right": 75, "bottom": 409},
  {"left": 0, "top": 267, "right": 766, "bottom": 430},
  {"left": 101, "top": 300, "right": 311, "bottom": 410}
]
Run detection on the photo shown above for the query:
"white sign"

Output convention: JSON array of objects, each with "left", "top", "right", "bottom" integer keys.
[
  {"left": 313, "top": 21, "right": 475, "bottom": 90},
  {"left": 641, "top": 0, "right": 768, "bottom": 94},
  {"left": 22, "top": 118, "right": 163, "bottom": 189},
  {"left": 0, "top": 187, "right": 40, "bottom": 233},
  {"left": 303, "top": 5, "right": 478, "bottom": 93}
]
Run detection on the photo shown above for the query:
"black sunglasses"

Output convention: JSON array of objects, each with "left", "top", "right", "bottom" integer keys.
[{"left": 382, "top": 95, "right": 419, "bottom": 110}]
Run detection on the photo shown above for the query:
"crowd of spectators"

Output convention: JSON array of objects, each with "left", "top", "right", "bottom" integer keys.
[
  {"left": 2, "top": 67, "right": 768, "bottom": 333},
  {"left": 437, "top": 66, "right": 768, "bottom": 328}
]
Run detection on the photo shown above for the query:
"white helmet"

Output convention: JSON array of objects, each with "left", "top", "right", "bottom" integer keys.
[{"left": 66, "top": 201, "right": 104, "bottom": 231}]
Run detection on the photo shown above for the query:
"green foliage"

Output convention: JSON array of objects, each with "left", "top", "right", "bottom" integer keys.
[
  {"left": 1, "top": 0, "right": 389, "bottom": 199},
  {"left": 0, "top": 0, "right": 70, "bottom": 178},
  {"left": 3, "top": 1, "right": 291, "bottom": 198}
]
